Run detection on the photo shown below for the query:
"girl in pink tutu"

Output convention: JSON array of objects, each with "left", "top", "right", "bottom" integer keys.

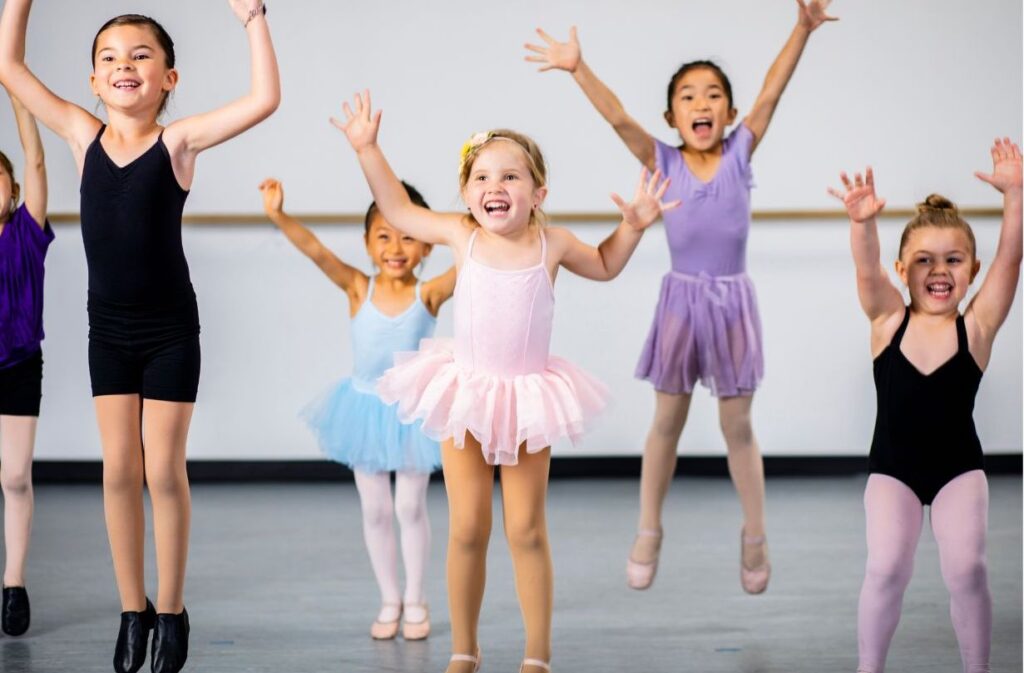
[
  {"left": 525, "top": 0, "right": 838, "bottom": 593},
  {"left": 830, "top": 139, "right": 1021, "bottom": 673},
  {"left": 334, "top": 91, "right": 678, "bottom": 673}
]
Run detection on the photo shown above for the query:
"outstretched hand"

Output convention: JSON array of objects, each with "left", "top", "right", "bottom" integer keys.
[
  {"left": 258, "top": 178, "right": 284, "bottom": 215},
  {"left": 227, "top": 0, "right": 264, "bottom": 26},
  {"left": 796, "top": 0, "right": 838, "bottom": 31},
  {"left": 974, "top": 137, "right": 1022, "bottom": 195},
  {"left": 611, "top": 169, "right": 681, "bottom": 231},
  {"left": 828, "top": 168, "right": 886, "bottom": 222},
  {"left": 524, "top": 27, "right": 581, "bottom": 73},
  {"left": 330, "top": 90, "right": 382, "bottom": 153}
]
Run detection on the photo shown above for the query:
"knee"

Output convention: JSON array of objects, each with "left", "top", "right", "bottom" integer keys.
[
  {"left": 361, "top": 499, "right": 394, "bottom": 530},
  {"left": 864, "top": 553, "right": 914, "bottom": 591},
  {"left": 0, "top": 465, "right": 31, "bottom": 498},
  {"left": 504, "top": 516, "right": 547, "bottom": 554},
  {"left": 943, "top": 556, "right": 989, "bottom": 595},
  {"left": 394, "top": 496, "right": 426, "bottom": 528},
  {"left": 103, "top": 456, "right": 144, "bottom": 494},
  {"left": 144, "top": 461, "right": 188, "bottom": 499},
  {"left": 450, "top": 515, "right": 490, "bottom": 554},
  {"left": 720, "top": 412, "right": 754, "bottom": 447}
]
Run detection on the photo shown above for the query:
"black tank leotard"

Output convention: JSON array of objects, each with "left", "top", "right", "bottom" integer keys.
[
  {"left": 80, "top": 125, "right": 200, "bottom": 401},
  {"left": 869, "top": 308, "right": 984, "bottom": 505}
]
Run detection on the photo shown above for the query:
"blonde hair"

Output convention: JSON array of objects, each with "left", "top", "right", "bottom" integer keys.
[
  {"left": 458, "top": 129, "right": 548, "bottom": 227},
  {"left": 898, "top": 194, "right": 977, "bottom": 260}
]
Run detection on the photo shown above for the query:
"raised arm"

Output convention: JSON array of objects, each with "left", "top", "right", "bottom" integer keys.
[
  {"left": 829, "top": 167, "right": 903, "bottom": 323},
  {"left": 332, "top": 90, "right": 463, "bottom": 247},
  {"left": 526, "top": 27, "right": 655, "bottom": 171},
  {"left": 422, "top": 265, "right": 458, "bottom": 316},
  {"left": 555, "top": 168, "right": 679, "bottom": 281},
  {"left": 259, "top": 178, "right": 363, "bottom": 293},
  {"left": 0, "top": 0, "right": 99, "bottom": 157},
  {"left": 164, "top": 1, "right": 279, "bottom": 162},
  {"left": 9, "top": 91, "right": 46, "bottom": 225},
  {"left": 743, "top": 0, "right": 837, "bottom": 153},
  {"left": 966, "top": 138, "right": 1023, "bottom": 340}
]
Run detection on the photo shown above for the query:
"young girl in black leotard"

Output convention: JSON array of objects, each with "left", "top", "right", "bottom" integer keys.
[
  {"left": 830, "top": 138, "right": 1022, "bottom": 673},
  {"left": 0, "top": 2, "right": 279, "bottom": 671}
]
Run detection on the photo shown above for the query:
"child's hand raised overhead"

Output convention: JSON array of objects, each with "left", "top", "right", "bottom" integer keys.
[
  {"left": 331, "top": 90, "right": 382, "bottom": 154},
  {"left": 974, "top": 138, "right": 1022, "bottom": 194},
  {"left": 258, "top": 178, "right": 284, "bottom": 215},
  {"left": 524, "top": 27, "right": 581, "bottom": 73},
  {"left": 611, "top": 168, "right": 681, "bottom": 231},
  {"left": 227, "top": 0, "right": 265, "bottom": 26},
  {"left": 796, "top": 0, "right": 839, "bottom": 32},
  {"left": 828, "top": 168, "right": 886, "bottom": 223}
]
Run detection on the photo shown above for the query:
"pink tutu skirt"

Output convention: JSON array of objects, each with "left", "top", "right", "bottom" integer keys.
[
  {"left": 636, "top": 270, "right": 764, "bottom": 397},
  {"left": 377, "top": 338, "right": 608, "bottom": 466}
]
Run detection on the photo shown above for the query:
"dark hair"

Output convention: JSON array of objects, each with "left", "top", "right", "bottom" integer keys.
[
  {"left": 666, "top": 60, "right": 734, "bottom": 112},
  {"left": 0, "top": 150, "right": 13, "bottom": 182},
  {"left": 92, "top": 15, "right": 176, "bottom": 115},
  {"left": 898, "top": 194, "right": 977, "bottom": 260},
  {"left": 364, "top": 182, "right": 430, "bottom": 235}
]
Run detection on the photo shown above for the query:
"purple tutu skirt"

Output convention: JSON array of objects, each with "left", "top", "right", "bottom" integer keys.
[{"left": 635, "top": 271, "right": 764, "bottom": 397}]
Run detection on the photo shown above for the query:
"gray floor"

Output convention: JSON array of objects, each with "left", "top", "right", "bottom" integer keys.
[{"left": 1, "top": 475, "right": 1020, "bottom": 672}]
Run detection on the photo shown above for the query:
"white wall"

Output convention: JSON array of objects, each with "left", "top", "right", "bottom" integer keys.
[
  {"left": 1, "top": 0, "right": 1021, "bottom": 459},
  {"left": 29, "top": 217, "right": 1023, "bottom": 459}
]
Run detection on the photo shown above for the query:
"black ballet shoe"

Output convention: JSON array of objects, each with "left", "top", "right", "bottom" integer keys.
[
  {"left": 150, "top": 607, "right": 189, "bottom": 673},
  {"left": 1, "top": 586, "right": 30, "bottom": 636},
  {"left": 113, "top": 598, "right": 156, "bottom": 673}
]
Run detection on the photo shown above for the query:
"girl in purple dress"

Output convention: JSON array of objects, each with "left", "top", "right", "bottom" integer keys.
[
  {"left": 525, "top": 0, "right": 838, "bottom": 593},
  {"left": 0, "top": 89, "right": 51, "bottom": 638}
]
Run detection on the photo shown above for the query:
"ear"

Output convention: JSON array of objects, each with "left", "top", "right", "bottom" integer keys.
[
  {"left": 90, "top": 72, "right": 101, "bottom": 97},
  {"left": 663, "top": 110, "right": 675, "bottom": 128},
  {"left": 894, "top": 258, "right": 908, "bottom": 286},
  {"left": 11, "top": 182, "right": 21, "bottom": 205},
  {"left": 970, "top": 259, "right": 981, "bottom": 283},
  {"left": 533, "top": 185, "right": 549, "bottom": 209},
  {"left": 163, "top": 68, "right": 179, "bottom": 93},
  {"left": 726, "top": 107, "right": 738, "bottom": 126},
  {"left": 422, "top": 242, "right": 433, "bottom": 257}
]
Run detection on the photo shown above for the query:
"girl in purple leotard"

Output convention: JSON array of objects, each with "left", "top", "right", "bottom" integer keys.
[{"left": 526, "top": 0, "right": 838, "bottom": 594}]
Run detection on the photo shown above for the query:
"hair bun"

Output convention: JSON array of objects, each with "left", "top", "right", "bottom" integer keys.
[{"left": 917, "top": 194, "right": 958, "bottom": 214}]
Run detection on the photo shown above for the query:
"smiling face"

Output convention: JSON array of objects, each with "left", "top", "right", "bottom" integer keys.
[
  {"left": 896, "top": 226, "right": 981, "bottom": 313},
  {"left": 664, "top": 67, "right": 737, "bottom": 152},
  {"left": 91, "top": 23, "right": 177, "bottom": 117},
  {"left": 461, "top": 141, "right": 547, "bottom": 236},
  {"left": 364, "top": 213, "right": 431, "bottom": 280}
]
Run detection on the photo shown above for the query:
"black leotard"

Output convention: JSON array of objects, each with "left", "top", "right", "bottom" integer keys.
[{"left": 869, "top": 308, "right": 984, "bottom": 505}]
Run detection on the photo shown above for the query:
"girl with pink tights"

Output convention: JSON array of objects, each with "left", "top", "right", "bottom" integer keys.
[
  {"left": 260, "top": 178, "right": 456, "bottom": 641},
  {"left": 830, "top": 138, "right": 1022, "bottom": 673}
]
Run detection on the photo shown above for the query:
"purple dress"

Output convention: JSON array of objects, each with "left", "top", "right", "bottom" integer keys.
[
  {"left": 0, "top": 204, "right": 54, "bottom": 369},
  {"left": 635, "top": 124, "right": 764, "bottom": 397}
]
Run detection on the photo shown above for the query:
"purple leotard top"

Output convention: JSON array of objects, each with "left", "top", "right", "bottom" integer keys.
[
  {"left": 0, "top": 204, "right": 54, "bottom": 369},
  {"left": 653, "top": 124, "right": 754, "bottom": 277}
]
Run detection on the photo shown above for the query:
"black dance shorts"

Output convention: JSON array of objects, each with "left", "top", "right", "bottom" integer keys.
[
  {"left": 88, "top": 292, "right": 201, "bottom": 403},
  {"left": 0, "top": 350, "right": 44, "bottom": 416}
]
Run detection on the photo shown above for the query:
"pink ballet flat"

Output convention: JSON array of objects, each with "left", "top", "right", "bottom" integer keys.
[
  {"left": 626, "top": 528, "right": 663, "bottom": 590},
  {"left": 369, "top": 603, "right": 401, "bottom": 640},
  {"left": 520, "top": 658, "right": 551, "bottom": 672},
  {"left": 401, "top": 602, "right": 430, "bottom": 640},
  {"left": 448, "top": 647, "right": 481, "bottom": 673},
  {"left": 740, "top": 529, "right": 771, "bottom": 595}
]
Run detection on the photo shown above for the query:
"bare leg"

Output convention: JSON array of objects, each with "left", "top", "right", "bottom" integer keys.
[
  {"left": 500, "top": 447, "right": 553, "bottom": 668},
  {"left": 632, "top": 391, "right": 692, "bottom": 563},
  {"left": 718, "top": 394, "right": 767, "bottom": 569},
  {"left": 856, "top": 474, "right": 924, "bottom": 673},
  {"left": 353, "top": 470, "right": 401, "bottom": 622},
  {"left": 96, "top": 395, "right": 146, "bottom": 612},
  {"left": 1, "top": 416, "right": 37, "bottom": 587},
  {"left": 442, "top": 436, "right": 493, "bottom": 673},
  {"left": 931, "top": 470, "right": 992, "bottom": 673},
  {"left": 141, "top": 400, "right": 193, "bottom": 615}
]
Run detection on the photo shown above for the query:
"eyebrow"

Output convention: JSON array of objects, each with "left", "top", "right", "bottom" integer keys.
[
  {"left": 911, "top": 249, "right": 967, "bottom": 256},
  {"left": 679, "top": 83, "right": 723, "bottom": 91},
  {"left": 97, "top": 44, "right": 155, "bottom": 54}
]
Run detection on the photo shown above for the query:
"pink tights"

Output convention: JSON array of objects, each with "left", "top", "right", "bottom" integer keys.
[
  {"left": 353, "top": 470, "right": 432, "bottom": 610},
  {"left": 857, "top": 470, "right": 991, "bottom": 673}
]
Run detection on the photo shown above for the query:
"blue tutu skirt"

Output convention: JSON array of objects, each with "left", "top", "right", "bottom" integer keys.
[{"left": 300, "top": 378, "right": 441, "bottom": 474}]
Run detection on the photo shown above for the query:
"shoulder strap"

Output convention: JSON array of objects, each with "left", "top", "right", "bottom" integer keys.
[
  {"left": 366, "top": 275, "right": 376, "bottom": 301},
  {"left": 955, "top": 313, "right": 969, "bottom": 352},
  {"left": 538, "top": 228, "right": 548, "bottom": 266},
  {"left": 891, "top": 306, "right": 911, "bottom": 347},
  {"left": 466, "top": 228, "right": 480, "bottom": 259},
  {"left": 414, "top": 281, "right": 423, "bottom": 302}
]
